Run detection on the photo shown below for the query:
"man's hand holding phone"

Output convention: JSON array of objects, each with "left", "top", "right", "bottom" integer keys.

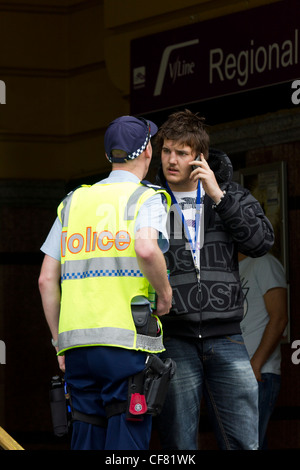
[{"left": 190, "top": 153, "right": 224, "bottom": 203}]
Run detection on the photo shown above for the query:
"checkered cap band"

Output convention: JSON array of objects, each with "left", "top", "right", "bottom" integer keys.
[
  {"left": 104, "top": 116, "right": 157, "bottom": 163},
  {"left": 126, "top": 131, "right": 151, "bottom": 160}
]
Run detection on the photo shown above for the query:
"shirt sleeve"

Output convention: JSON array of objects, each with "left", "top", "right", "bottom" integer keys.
[
  {"left": 255, "top": 254, "right": 287, "bottom": 295},
  {"left": 40, "top": 217, "right": 61, "bottom": 261}
]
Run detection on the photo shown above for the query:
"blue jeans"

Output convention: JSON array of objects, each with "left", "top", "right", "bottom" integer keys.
[
  {"left": 258, "top": 373, "right": 281, "bottom": 450},
  {"left": 156, "top": 335, "right": 258, "bottom": 450}
]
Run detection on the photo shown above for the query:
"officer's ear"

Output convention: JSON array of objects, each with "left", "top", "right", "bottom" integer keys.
[{"left": 144, "top": 141, "right": 152, "bottom": 160}]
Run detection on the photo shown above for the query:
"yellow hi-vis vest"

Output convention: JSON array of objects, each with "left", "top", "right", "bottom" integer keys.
[{"left": 57, "top": 181, "right": 171, "bottom": 355}]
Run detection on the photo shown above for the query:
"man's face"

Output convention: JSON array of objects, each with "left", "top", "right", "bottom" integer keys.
[{"left": 161, "top": 139, "right": 197, "bottom": 191}]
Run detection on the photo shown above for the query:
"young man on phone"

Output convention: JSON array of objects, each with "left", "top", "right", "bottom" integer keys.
[{"left": 154, "top": 109, "right": 274, "bottom": 450}]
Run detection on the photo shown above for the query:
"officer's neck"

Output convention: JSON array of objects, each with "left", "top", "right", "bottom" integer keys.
[{"left": 111, "top": 164, "right": 145, "bottom": 181}]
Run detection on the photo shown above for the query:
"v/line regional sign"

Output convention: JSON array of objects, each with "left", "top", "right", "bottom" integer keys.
[{"left": 130, "top": 0, "right": 299, "bottom": 114}]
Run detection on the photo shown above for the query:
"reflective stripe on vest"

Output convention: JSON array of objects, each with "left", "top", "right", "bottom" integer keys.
[
  {"left": 61, "top": 257, "right": 143, "bottom": 281},
  {"left": 58, "top": 327, "right": 165, "bottom": 352}
]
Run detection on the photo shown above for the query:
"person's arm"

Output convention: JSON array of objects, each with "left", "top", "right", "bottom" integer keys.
[
  {"left": 135, "top": 227, "right": 172, "bottom": 317},
  {"left": 190, "top": 154, "right": 274, "bottom": 256},
  {"left": 38, "top": 254, "right": 65, "bottom": 372},
  {"left": 250, "top": 287, "right": 288, "bottom": 380},
  {"left": 213, "top": 184, "right": 274, "bottom": 257}
]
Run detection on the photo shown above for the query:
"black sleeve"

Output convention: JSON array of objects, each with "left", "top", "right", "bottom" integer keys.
[{"left": 214, "top": 182, "right": 274, "bottom": 257}]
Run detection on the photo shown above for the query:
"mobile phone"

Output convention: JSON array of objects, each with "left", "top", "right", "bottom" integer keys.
[{"left": 192, "top": 155, "right": 201, "bottom": 171}]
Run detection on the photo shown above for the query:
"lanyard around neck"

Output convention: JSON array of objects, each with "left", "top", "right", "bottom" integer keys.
[{"left": 166, "top": 181, "right": 202, "bottom": 263}]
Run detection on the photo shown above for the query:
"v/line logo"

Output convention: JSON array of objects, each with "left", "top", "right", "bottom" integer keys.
[
  {"left": 153, "top": 39, "right": 199, "bottom": 96},
  {"left": 0, "top": 80, "right": 6, "bottom": 104}
]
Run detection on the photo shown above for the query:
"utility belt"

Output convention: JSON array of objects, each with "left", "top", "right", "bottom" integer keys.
[
  {"left": 49, "top": 354, "right": 176, "bottom": 436},
  {"left": 49, "top": 304, "right": 175, "bottom": 436}
]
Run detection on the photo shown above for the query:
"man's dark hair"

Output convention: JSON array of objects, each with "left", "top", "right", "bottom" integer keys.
[{"left": 156, "top": 109, "right": 210, "bottom": 158}]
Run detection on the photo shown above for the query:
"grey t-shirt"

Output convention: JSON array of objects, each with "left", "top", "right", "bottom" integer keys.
[{"left": 239, "top": 253, "right": 287, "bottom": 375}]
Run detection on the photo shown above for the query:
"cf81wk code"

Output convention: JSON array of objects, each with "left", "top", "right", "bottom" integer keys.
[{"left": 148, "top": 454, "right": 196, "bottom": 465}]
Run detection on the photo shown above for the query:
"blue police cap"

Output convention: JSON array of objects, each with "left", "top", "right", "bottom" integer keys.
[{"left": 104, "top": 115, "right": 158, "bottom": 163}]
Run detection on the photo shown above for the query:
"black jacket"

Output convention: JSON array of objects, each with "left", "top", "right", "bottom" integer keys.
[{"left": 155, "top": 148, "right": 274, "bottom": 339}]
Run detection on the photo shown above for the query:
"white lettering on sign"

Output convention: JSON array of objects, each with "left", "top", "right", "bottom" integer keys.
[
  {"left": 169, "top": 57, "right": 195, "bottom": 84},
  {"left": 209, "top": 29, "right": 298, "bottom": 87},
  {"left": 154, "top": 39, "right": 199, "bottom": 96}
]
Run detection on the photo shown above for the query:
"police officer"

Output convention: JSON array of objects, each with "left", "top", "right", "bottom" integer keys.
[{"left": 38, "top": 115, "right": 173, "bottom": 450}]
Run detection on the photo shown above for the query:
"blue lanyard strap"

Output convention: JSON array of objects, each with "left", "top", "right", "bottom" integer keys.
[{"left": 166, "top": 181, "right": 202, "bottom": 263}]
